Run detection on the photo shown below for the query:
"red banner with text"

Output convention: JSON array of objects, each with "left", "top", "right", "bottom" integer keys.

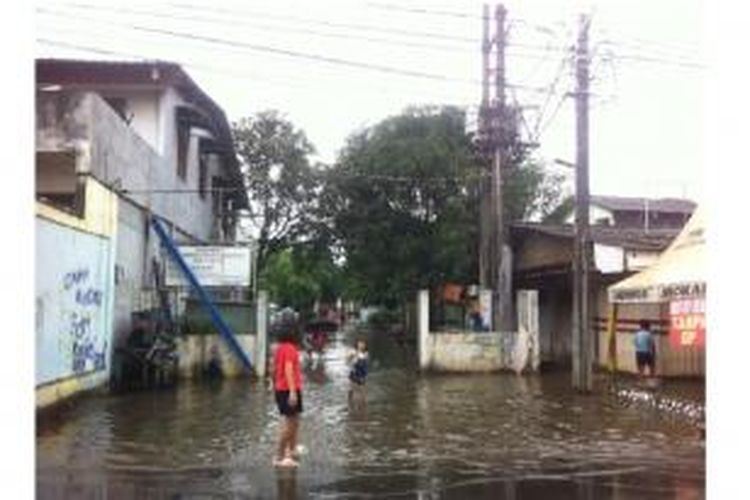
[{"left": 669, "top": 298, "right": 706, "bottom": 348}]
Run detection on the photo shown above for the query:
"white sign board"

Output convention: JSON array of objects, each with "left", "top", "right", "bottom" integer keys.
[{"left": 166, "top": 246, "right": 252, "bottom": 287}]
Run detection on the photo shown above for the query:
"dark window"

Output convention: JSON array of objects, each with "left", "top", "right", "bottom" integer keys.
[
  {"left": 198, "top": 151, "right": 208, "bottom": 200},
  {"left": 36, "top": 151, "right": 85, "bottom": 217},
  {"left": 104, "top": 97, "right": 128, "bottom": 122},
  {"left": 211, "top": 176, "right": 222, "bottom": 213},
  {"left": 176, "top": 118, "right": 190, "bottom": 180}
]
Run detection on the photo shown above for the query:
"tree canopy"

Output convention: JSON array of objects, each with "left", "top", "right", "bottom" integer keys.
[
  {"left": 234, "top": 106, "right": 566, "bottom": 310},
  {"left": 321, "top": 105, "right": 565, "bottom": 307},
  {"left": 232, "top": 111, "right": 319, "bottom": 271}
]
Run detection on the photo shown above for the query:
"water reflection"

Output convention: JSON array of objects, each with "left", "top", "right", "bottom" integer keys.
[{"left": 37, "top": 328, "right": 704, "bottom": 499}]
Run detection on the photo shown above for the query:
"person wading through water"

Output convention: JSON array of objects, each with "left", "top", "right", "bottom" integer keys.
[
  {"left": 347, "top": 338, "right": 369, "bottom": 411},
  {"left": 273, "top": 314, "right": 304, "bottom": 468}
]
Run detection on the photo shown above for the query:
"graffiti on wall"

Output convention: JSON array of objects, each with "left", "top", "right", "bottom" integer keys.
[
  {"left": 61, "top": 268, "right": 107, "bottom": 373},
  {"left": 36, "top": 218, "right": 114, "bottom": 385}
]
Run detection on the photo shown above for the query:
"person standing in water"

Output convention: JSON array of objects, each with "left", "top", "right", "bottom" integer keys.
[
  {"left": 634, "top": 320, "right": 656, "bottom": 378},
  {"left": 273, "top": 318, "right": 304, "bottom": 468},
  {"left": 348, "top": 338, "right": 369, "bottom": 410}
]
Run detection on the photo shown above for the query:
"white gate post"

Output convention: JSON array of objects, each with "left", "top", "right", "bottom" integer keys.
[
  {"left": 255, "top": 290, "right": 268, "bottom": 378},
  {"left": 417, "top": 290, "right": 430, "bottom": 370},
  {"left": 516, "top": 289, "right": 540, "bottom": 372}
]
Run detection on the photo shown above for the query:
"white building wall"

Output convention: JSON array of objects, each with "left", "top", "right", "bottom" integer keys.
[
  {"left": 594, "top": 244, "right": 625, "bottom": 273},
  {"left": 98, "top": 89, "right": 161, "bottom": 152},
  {"left": 158, "top": 87, "right": 182, "bottom": 170},
  {"left": 626, "top": 250, "right": 661, "bottom": 271}
]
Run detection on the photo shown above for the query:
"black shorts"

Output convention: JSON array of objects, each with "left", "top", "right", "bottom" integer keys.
[
  {"left": 275, "top": 390, "right": 303, "bottom": 416},
  {"left": 636, "top": 351, "right": 655, "bottom": 369}
]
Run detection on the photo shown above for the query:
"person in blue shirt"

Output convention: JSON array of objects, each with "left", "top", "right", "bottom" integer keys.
[
  {"left": 348, "top": 338, "right": 369, "bottom": 410},
  {"left": 634, "top": 320, "right": 656, "bottom": 377}
]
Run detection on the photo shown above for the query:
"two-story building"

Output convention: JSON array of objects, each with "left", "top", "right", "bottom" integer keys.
[{"left": 35, "top": 59, "right": 248, "bottom": 408}]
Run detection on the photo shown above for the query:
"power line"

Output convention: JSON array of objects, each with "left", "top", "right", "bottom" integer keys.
[
  {"left": 54, "top": 2, "right": 476, "bottom": 54},
  {"left": 165, "top": 1, "right": 709, "bottom": 70},
  {"left": 606, "top": 51, "right": 706, "bottom": 70},
  {"left": 36, "top": 38, "right": 316, "bottom": 91},
  {"left": 594, "top": 29, "right": 701, "bottom": 58},
  {"left": 37, "top": 8, "right": 555, "bottom": 93},
  {"left": 45, "top": 4, "right": 566, "bottom": 62},
  {"left": 37, "top": 35, "right": 548, "bottom": 109},
  {"left": 533, "top": 54, "right": 572, "bottom": 138},
  {"left": 167, "top": 1, "right": 479, "bottom": 43},
  {"left": 36, "top": 36, "right": 482, "bottom": 110},
  {"left": 537, "top": 92, "right": 568, "bottom": 137},
  {"left": 364, "top": 2, "right": 481, "bottom": 20},
  {"left": 37, "top": 7, "right": 475, "bottom": 83}
]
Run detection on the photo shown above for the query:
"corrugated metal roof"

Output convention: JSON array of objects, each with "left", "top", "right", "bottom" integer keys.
[
  {"left": 511, "top": 223, "right": 679, "bottom": 251},
  {"left": 591, "top": 195, "right": 695, "bottom": 214}
]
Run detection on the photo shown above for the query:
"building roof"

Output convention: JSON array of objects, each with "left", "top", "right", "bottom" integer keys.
[
  {"left": 36, "top": 58, "right": 248, "bottom": 209},
  {"left": 591, "top": 195, "right": 695, "bottom": 214},
  {"left": 511, "top": 222, "right": 679, "bottom": 251}
]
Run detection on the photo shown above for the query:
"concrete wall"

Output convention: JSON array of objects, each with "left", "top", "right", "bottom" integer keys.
[
  {"left": 177, "top": 334, "right": 257, "bottom": 379},
  {"left": 176, "top": 290, "right": 268, "bottom": 379},
  {"left": 423, "top": 331, "right": 509, "bottom": 372},
  {"left": 97, "top": 88, "right": 161, "bottom": 151},
  {"left": 515, "top": 233, "right": 573, "bottom": 272},
  {"left": 112, "top": 198, "right": 149, "bottom": 346},
  {"left": 35, "top": 177, "right": 118, "bottom": 409},
  {"left": 417, "top": 290, "right": 521, "bottom": 373}
]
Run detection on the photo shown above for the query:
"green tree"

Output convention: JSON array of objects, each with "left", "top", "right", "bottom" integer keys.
[
  {"left": 232, "top": 111, "right": 318, "bottom": 272},
  {"left": 261, "top": 244, "right": 342, "bottom": 317},
  {"left": 322, "top": 106, "right": 563, "bottom": 306}
]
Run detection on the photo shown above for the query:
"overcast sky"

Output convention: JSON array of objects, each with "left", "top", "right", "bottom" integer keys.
[{"left": 36, "top": 0, "right": 706, "bottom": 202}]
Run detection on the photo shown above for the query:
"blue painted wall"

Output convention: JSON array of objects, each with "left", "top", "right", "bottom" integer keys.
[{"left": 35, "top": 218, "right": 115, "bottom": 386}]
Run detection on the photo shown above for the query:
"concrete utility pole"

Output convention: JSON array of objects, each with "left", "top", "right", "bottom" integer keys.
[
  {"left": 492, "top": 4, "right": 513, "bottom": 332},
  {"left": 572, "top": 14, "right": 593, "bottom": 392},
  {"left": 479, "top": 3, "right": 492, "bottom": 289}
]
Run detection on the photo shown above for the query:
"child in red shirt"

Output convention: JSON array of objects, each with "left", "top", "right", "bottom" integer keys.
[{"left": 273, "top": 323, "right": 303, "bottom": 468}]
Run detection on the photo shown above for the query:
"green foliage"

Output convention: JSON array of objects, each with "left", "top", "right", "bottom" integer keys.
[
  {"left": 504, "top": 160, "right": 567, "bottom": 222},
  {"left": 319, "top": 106, "right": 477, "bottom": 307},
  {"left": 321, "top": 106, "right": 564, "bottom": 306},
  {"left": 233, "top": 107, "right": 565, "bottom": 310},
  {"left": 261, "top": 244, "right": 342, "bottom": 317},
  {"left": 232, "top": 111, "right": 320, "bottom": 271}
]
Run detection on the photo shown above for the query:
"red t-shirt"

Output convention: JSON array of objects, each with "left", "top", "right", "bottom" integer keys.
[{"left": 274, "top": 342, "right": 303, "bottom": 391}]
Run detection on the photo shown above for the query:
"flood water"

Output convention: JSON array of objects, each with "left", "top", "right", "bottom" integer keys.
[{"left": 37, "top": 329, "right": 705, "bottom": 499}]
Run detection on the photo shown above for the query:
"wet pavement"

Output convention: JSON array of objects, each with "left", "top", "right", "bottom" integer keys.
[{"left": 37, "top": 329, "right": 704, "bottom": 499}]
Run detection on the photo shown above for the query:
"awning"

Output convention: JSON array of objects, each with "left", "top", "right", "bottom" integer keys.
[{"left": 609, "top": 205, "right": 705, "bottom": 304}]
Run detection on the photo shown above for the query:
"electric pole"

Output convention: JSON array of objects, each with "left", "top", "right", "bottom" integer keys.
[
  {"left": 477, "top": 3, "right": 513, "bottom": 332},
  {"left": 492, "top": 4, "right": 513, "bottom": 332},
  {"left": 572, "top": 13, "right": 593, "bottom": 392},
  {"left": 479, "top": 3, "right": 491, "bottom": 290}
]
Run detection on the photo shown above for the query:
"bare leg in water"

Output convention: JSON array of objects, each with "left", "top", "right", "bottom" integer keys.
[
  {"left": 287, "top": 416, "right": 300, "bottom": 458},
  {"left": 276, "top": 417, "right": 293, "bottom": 464}
]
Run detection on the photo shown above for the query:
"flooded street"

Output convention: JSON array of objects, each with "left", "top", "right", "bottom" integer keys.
[{"left": 37, "top": 330, "right": 704, "bottom": 499}]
